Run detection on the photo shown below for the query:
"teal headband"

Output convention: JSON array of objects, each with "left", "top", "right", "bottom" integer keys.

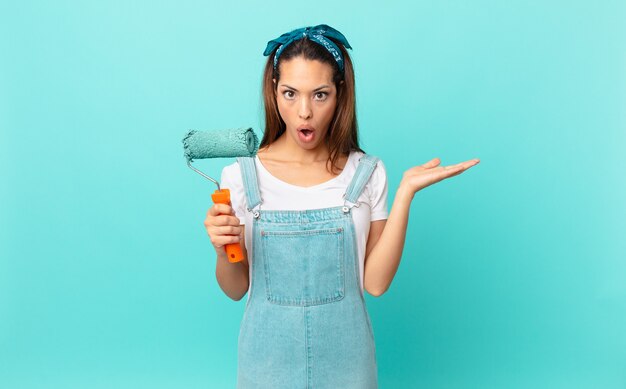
[{"left": 263, "top": 24, "right": 352, "bottom": 74}]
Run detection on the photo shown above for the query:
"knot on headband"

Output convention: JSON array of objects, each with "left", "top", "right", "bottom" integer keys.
[{"left": 263, "top": 24, "right": 352, "bottom": 74}]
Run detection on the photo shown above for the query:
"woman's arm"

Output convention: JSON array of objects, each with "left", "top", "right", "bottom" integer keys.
[
  {"left": 215, "top": 224, "right": 249, "bottom": 301},
  {"left": 363, "top": 157, "right": 480, "bottom": 297},
  {"left": 363, "top": 189, "right": 411, "bottom": 297},
  {"left": 205, "top": 198, "right": 250, "bottom": 301}
]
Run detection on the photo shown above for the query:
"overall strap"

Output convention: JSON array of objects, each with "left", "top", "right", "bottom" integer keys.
[
  {"left": 343, "top": 154, "right": 380, "bottom": 211},
  {"left": 236, "top": 156, "right": 263, "bottom": 216}
]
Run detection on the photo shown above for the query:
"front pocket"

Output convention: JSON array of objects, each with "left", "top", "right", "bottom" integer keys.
[{"left": 261, "top": 227, "right": 345, "bottom": 306}]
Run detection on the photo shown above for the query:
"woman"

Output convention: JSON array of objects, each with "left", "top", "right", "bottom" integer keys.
[{"left": 204, "top": 24, "right": 479, "bottom": 388}]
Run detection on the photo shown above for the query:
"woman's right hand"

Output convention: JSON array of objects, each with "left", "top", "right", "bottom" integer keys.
[{"left": 204, "top": 203, "right": 242, "bottom": 257}]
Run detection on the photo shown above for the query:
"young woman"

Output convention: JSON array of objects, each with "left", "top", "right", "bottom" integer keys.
[{"left": 204, "top": 24, "right": 479, "bottom": 388}]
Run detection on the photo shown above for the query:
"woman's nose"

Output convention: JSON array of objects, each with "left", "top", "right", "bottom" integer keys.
[{"left": 298, "top": 99, "right": 312, "bottom": 119}]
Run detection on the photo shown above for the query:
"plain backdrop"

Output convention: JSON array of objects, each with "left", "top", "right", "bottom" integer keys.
[{"left": 1, "top": 1, "right": 625, "bottom": 388}]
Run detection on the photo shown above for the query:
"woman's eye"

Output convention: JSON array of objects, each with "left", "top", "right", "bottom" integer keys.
[{"left": 282, "top": 91, "right": 327, "bottom": 100}]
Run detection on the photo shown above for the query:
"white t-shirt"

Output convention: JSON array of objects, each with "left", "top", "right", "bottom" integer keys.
[{"left": 219, "top": 150, "right": 389, "bottom": 297}]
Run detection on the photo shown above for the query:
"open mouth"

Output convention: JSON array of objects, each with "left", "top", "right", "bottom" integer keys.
[{"left": 298, "top": 128, "right": 315, "bottom": 142}]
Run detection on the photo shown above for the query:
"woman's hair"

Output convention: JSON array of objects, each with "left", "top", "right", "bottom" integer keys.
[{"left": 260, "top": 37, "right": 365, "bottom": 174}]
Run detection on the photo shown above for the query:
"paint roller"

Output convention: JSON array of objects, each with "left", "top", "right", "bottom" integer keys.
[{"left": 182, "top": 128, "right": 259, "bottom": 263}]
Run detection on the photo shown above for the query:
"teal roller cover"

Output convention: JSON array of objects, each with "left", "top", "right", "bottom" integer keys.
[{"left": 182, "top": 127, "right": 259, "bottom": 162}]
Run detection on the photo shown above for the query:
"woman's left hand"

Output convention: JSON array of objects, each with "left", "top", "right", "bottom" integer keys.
[{"left": 399, "top": 157, "right": 480, "bottom": 197}]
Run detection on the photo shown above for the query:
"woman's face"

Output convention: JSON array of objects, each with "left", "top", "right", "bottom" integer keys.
[{"left": 273, "top": 57, "right": 338, "bottom": 152}]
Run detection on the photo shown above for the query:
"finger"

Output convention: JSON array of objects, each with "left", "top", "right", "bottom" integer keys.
[
  {"left": 420, "top": 161, "right": 474, "bottom": 184},
  {"left": 448, "top": 159, "right": 480, "bottom": 169},
  {"left": 421, "top": 157, "right": 441, "bottom": 168},
  {"left": 205, "top": 213, "right": 237, "bottom": 227},
  {"left": 441, "top": 166, "right": 465, "bottom": 180},
  {"left": 448, "top": 168, "right": 465, "bottom": 178},
  {"left": 207, "top": 203, "right": 233, "bottom": 217},
  {"left": 447, "top": 164, "right": 469, "bottom": 177},
  {"left": 443, "top": 163, "right": 465, "bottom": 170},
  {"left": 405, "top": 158, "right": 440, "bottom": 175},
  {"left": 457, "top": 159, "right": 479, "bottom": 169},
  {"left": 215, "top": 225, "right": 241, "bottom": 236},
  {"left": 432, "top": 164, "right": 465, "bottom": 179},
  {"left": 212, "top": 234, "right": 240, "bottom": 247},
  {"left": 443, "top": 160, "right": 476, "bottom": 171},
  {"left": 214, "top": 214, "right": 241, "bottom": 226}
]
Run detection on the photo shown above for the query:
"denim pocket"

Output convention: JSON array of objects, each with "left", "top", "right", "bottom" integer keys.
[{"left": 261, "top": 227, "right": 345, "bottom": 306}]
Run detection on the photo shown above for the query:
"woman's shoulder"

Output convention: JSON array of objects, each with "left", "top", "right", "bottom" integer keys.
[
  {"left": 222, "top": 159, "right": 240, "bottom": 172},
  {"left": 222, "top": 152, "right": 256, "bottom": 173},
  {"left": 220, "top": 160, "right": 243, "bottom": 185}
]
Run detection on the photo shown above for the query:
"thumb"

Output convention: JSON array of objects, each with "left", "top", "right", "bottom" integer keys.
[{"left": 422, "top": 157, "right": 441, "bottom": 168}]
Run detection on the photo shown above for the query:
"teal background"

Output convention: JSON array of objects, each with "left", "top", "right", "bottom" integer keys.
[{"left": 1, "top": 1, "right": 624, "bottom": 388}]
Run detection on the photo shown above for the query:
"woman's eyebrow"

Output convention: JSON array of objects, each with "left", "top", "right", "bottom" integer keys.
[{"left": 280, "top": 84, "right": 330, "bottom": 91}]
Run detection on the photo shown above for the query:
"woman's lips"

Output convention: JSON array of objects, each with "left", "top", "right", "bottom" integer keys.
[
  {"left": 298, "top": 129, "right": 315, "bottom": 143},
  {"left": 297, "top": 126, "right": 315, "bottom": 143}
]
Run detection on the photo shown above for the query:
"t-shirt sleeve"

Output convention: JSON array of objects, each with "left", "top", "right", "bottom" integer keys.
[
  {"left": 220, "top": 162, "right": 246, "bottom": 225},
  {"left": 368, "top": 159, "right": 389, "bottom": 221}
]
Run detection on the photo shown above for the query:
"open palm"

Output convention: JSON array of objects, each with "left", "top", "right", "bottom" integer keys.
[{"left": 400, "top": 157, "right": 480, "bottom": 194}]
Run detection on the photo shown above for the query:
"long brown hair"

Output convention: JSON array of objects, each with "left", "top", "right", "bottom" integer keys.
[{"left": 260, "top": 37, "right": 365, "bottom": 175}]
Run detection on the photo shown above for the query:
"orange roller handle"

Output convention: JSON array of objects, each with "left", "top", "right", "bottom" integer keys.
[{"left": 211, "top": 188, "right": 244, "bottom": 263}]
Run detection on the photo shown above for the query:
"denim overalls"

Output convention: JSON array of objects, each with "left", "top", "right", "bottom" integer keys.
[{"left": 235, "top": 154, "right": 381, "bottom": 389}]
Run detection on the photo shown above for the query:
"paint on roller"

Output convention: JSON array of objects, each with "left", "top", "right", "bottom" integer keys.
[
  {"left": 181, "top": 127, "right": 255, "bottom": 264},
  {"left": 182, "top": 127, "right": 259, "bottom": 162}
]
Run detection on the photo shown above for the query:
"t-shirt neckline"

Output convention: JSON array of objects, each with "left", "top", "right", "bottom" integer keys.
[{"left": 254, "top": 151, "right": 355, "bottom": 191}]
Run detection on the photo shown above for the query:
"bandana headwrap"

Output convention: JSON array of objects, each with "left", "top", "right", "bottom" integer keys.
[{"left": 263, "top": 24, "right": 352, "bottom": 74}]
